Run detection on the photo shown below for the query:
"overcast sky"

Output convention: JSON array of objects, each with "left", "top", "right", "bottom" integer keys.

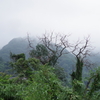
[{"left": 0, "top": 0, "right": 100, "bottom": 50}]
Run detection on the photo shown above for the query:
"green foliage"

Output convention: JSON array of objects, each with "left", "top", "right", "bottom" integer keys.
[
  {"left": 1, "top": 38, "right": 100, "bottom": 100},
  {"left": 30, "top": 44, "right": 49, "bottom": 57},
  {"left": 86, "top": 67, "right": 100, "bottom": 99},
  {"left": 30, "top": 44, "right": 59, "bottom": 66},
  {"left": 10, "top": 56, "right": 40, "bottom": 79},
  {"left": 1, "top": 58, "right": 100, "bottom": 100},
  {"left": 53, "top": 66, "right": 68, "bottom": 86},
  {"left": 0, "top": 57, "right": 10, "bottom": 74},
  {"left": 0, "top": 73, "right": 23, "bottom": 100},
  {"left": 75, "top": 57, "right": 83, "bottom": 81},
  {"left": 71, "top": 57, "right": 84, "bottom": 94},
  {"left": 10, "top": 53, "right": 25, "bottom": 62},
  {"left": 30, "top": 44, "right": 49, "bottom": 64},
  {"left": 20, "top": 65, "right": 81, "bottom": 100},
  {"left": 0, "top": 63, "right": 81, "bottom": 100},
  {"left": 0, "top": 84, "right": 23, "bottom": 100}
]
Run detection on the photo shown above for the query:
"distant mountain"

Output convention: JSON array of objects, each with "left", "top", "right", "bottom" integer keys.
[
  {"left": 0, "top": 37, "right": 75, "bottom": 73},
  {"left": 0, "top": 38, "right": 30, "bottom": 61},
  {"left": 0, "top": 37, "right": 99, "bottom": 75}
]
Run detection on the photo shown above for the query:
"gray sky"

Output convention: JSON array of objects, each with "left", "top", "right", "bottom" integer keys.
[{"left": 0, "top": 0, "right": 100, "bottom": 50}]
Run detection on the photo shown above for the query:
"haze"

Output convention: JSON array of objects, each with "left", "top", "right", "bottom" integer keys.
[{"left": 0, "top": 0, "right": 100, "bottom": 51}]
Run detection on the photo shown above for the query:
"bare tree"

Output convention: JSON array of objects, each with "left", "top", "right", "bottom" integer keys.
[
  {"left": 28, "top": 33, "right": 71, "bottom": 66},
  {"left": 27, "top": 33, "right": 92, "bottom": 67},
  {"left": 71, "top": 36, "right": 91, "bottom": 61},
  {"left": 27, "top": 33, "right": 96, "bottom": 94},
  {"left": 27, "top": 33, "right": 34, "bottom": 49},
  {"left": 39, "top": 33, "right": 72, "bottom": 66},
  {"left": 70, "top": 36, "right": 93, "bottom": 92}
]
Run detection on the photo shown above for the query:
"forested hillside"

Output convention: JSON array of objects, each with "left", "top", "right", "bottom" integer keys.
[
  {"left": 0, "top": 34, "right": 100, "bottom": 100},
  {"left": 0, "top": 38, "right": 30, "bottom": 61},
  {"left": 0, "top": 37, "right": 76, "bottom": 74}
]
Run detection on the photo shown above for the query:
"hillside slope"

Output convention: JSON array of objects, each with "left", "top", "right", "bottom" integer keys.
[{"left": 0, "top": 38, "right": 30, "bottom": 61}]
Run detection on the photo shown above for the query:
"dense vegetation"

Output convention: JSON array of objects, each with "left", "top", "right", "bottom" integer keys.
[{"left": 0, "top": 35, "right": 100, "bottom": 100}]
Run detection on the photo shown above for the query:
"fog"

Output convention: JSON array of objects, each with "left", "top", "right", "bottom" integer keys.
[{"left": 0, "top": 0, "right": 100, "bottom": 51}]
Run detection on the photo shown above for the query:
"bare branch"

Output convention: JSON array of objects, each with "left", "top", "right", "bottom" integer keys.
[
  {"left": 38, "top": 32, "right": 71, "bottom": 66},
  {"left": 27, "top": 33, "right": 34, "bottom": 49},
  {"left": 71, "top": 35, "right": 92, "bottom": 63}
]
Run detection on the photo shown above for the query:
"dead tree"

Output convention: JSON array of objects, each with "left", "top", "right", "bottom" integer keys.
[
  {"left": 27, "top": 33, "right": 71, "bottom": 66},
  {"left": 39, "top": 33, "right": 72, "bottom": 66},
  {"left": 70, "top": 36, "right": 92, "bottom": 92}
]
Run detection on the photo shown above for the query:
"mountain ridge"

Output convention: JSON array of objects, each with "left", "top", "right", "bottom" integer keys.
[
  {"left": 0, "top": 37, "right": 99, "bottom": 74},
  {"left": 0, "top": 37, "right": 30, "bottom": 61}
]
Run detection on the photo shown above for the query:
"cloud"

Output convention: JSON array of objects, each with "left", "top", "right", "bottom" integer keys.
[{"left": 0, "top": 0, "right": 100, "bottom": 50}]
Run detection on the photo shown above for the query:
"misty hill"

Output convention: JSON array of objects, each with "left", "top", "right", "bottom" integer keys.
[
  {"left": 0, "top": 37, "right": 100, "bottom": 75},
  {"left": 0, "top": 37, "right": 76, "bottom": 73},
  {"left": 0, "top": 38, "right": 30, "bottom": 61}
]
